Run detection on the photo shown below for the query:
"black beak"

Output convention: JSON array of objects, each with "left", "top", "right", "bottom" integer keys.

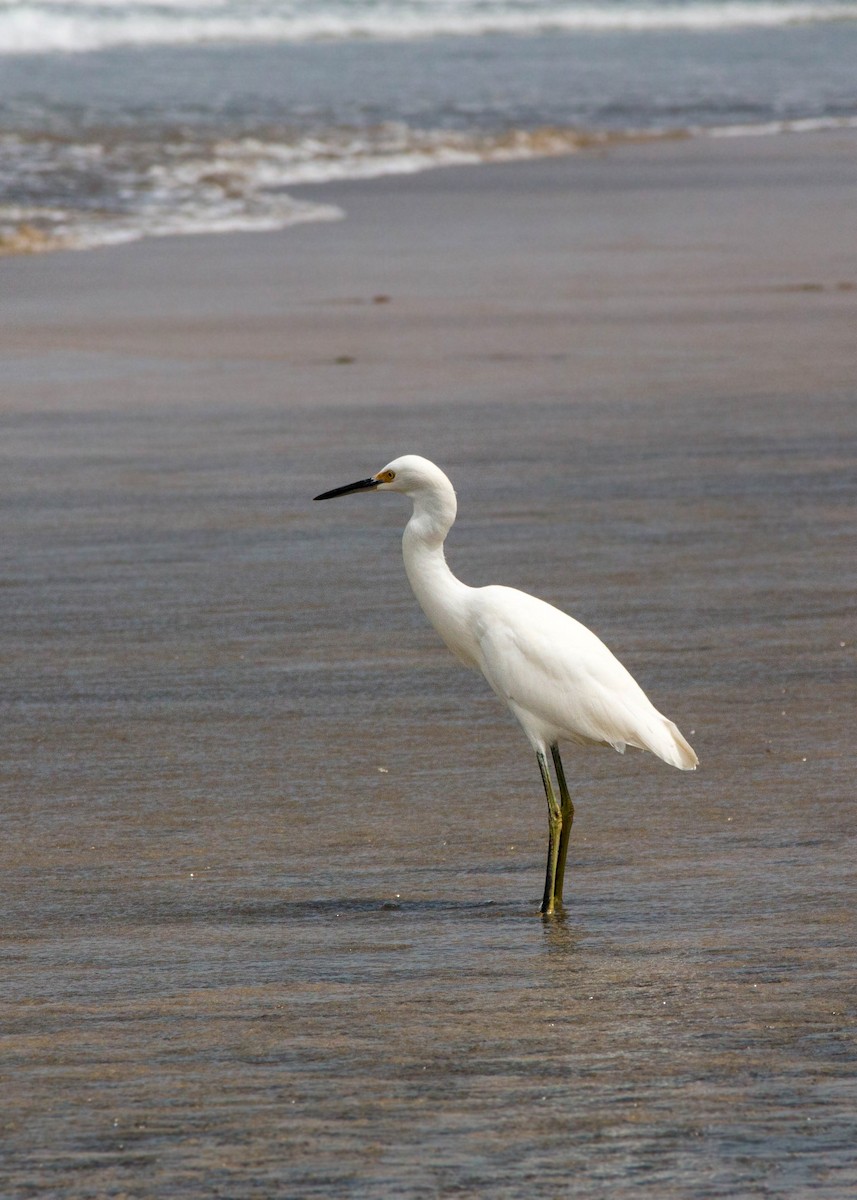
[{"left": 313, "top": 476, "right": 380, "bottom": 501}]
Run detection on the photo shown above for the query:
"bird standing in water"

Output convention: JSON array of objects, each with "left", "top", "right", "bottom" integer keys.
[{"left": 314, "top": 455, "right": 697, "bottom": 914}]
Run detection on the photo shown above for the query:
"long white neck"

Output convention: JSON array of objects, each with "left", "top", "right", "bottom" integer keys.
[{"left": 401, "top": 481, "right": 476, "bottom": 668}]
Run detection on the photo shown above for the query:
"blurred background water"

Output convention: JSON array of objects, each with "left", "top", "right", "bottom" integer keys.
[{"left": 1, "top": 0, "right": 857, "bottom": 250}]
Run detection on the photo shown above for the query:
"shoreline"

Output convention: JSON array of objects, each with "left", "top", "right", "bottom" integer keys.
[
  {"left": 2, "top": 115, "right": 857, "bottom": 259},
  {"left": 2, "top": 124, "right": 856, "bottom": 416}
]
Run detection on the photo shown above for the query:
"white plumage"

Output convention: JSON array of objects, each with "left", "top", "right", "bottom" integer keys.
[{"left": 315, "top": 454, "right": 697, "bottom": 914}]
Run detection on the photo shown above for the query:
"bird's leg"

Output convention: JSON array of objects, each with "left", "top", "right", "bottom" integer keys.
[
  {"left": 551, "top": 744, "right": 575, "bottom": 908},
  {"left": 537, "top": 750, "right": 563, "bottom": 915}
]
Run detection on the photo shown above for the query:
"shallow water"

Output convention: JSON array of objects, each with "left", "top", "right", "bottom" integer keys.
[{"left": 2, "top": 383, "right": 855, "bottom": 1196}]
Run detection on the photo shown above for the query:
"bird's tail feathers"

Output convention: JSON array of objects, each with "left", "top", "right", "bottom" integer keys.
[
  {"left": 649, "top": 717, "right": 698, "bottom": 770},
  {"left": 622, "top": 713, "right": 698, "bottom": 770}
]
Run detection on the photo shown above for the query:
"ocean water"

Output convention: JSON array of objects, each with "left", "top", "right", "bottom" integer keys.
[{"left": 1, "top": 0, "right": 856, "bottom": 250}]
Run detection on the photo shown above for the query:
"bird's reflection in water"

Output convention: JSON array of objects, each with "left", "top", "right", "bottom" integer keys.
[{"left": 540, "top": 907, "right": 580, "bottom": 955}]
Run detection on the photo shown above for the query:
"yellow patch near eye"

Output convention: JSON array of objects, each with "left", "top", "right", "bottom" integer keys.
[{"left": 376, "top": 470, "right": 396, "bottom": 483}]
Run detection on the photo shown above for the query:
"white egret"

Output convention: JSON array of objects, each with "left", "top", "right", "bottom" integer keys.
[{"left": 314, "top": 455, "right": 697, "bottom": 915}]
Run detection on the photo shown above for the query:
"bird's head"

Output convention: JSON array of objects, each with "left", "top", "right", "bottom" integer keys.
[{"left": 314, "top": 455, "right": 453, "bottom": 501}]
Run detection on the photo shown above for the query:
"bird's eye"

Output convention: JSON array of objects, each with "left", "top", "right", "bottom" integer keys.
[{"left": 379, "top": 470, "right": 396, "bottom": 483}]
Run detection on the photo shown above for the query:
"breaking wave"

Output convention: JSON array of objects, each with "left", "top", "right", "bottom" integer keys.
[{"left": 2, "top": 0, "right": 857, "bottom": 55}]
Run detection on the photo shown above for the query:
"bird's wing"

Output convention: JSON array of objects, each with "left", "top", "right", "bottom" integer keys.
[{"left": 471, "top": 586, "right": 692, "bottom": 765}]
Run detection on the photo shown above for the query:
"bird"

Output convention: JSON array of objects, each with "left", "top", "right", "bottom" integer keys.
[{"left": 314, "top": 455, "right": 697, "bottom": 915}]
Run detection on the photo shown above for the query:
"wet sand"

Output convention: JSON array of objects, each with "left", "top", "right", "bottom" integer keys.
[{"left": 2, "top": 131, "right": 856, "bottom": 1197}]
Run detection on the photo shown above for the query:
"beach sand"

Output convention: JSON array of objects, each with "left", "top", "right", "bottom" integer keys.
[{"left": 2, "top": 130, "right": 855, "bottom": 1197}]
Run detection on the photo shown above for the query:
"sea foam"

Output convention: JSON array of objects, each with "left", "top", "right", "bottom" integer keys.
[{"left": 2, "top": 0, "right": 857, "bottom": 55}]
